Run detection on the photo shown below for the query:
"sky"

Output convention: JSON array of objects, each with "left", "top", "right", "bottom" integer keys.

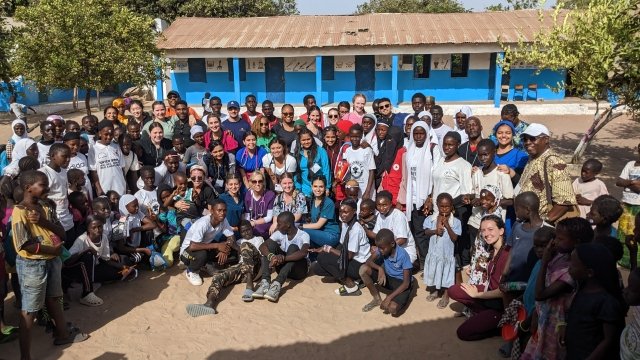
[{"left": 297, "top": 0, "right": 556, "bottom": 14}]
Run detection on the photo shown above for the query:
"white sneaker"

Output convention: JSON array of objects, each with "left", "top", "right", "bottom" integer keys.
[{"left": 185, "top": 270, "right": 203, "bottom": 286}]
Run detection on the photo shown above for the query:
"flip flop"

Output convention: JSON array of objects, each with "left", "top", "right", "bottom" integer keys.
[
  {"left": 362, "top": 301, "right": 381, "bottom": 312},
  {"left": 437, "top": 297, "right": 449, "bottom": 309},
  {"left": 426, "top": 293, "right": 438, "bottom": 302},
  {"left": 53, "top": 328, "right": 89, "bottom": 346},
  {"left": 335, "top": 286, "right": 362, "bottom": 296},
  {"left": 1, "top": 326, "right": 18, "bottom": 336},
  {"left": 241, "top": 289, "right": 254, "bottom": 302},
  {"left": 186, "top": 303, "right": 217, "bottom": 317}
]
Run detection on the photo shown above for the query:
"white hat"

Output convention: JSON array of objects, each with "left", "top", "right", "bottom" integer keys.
[{"left": 521, "top": 123, "right": 550, "bottom": 137}]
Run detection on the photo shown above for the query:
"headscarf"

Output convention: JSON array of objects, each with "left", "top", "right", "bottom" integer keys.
[
  {"left": 190, "top": 125, "right": 204, "bottom": 140},
  {"left": 11, "top": 119, "right": 28, "bottom": 144},
  {"left": 492, "top": 120, "right": 517, "bottom": 146},
  {"left": 404, "top": 120, "right": 434, "bottom": 217},
  {"left": 119, "top": 194, "right": 137, "bottom": 216},
  {"left": 417, "top": 111, "right": 432, "bottom": 123},
  {"left": 482, "top": 184, "right": 503, "bottom": 206},
  {"left": 336, "top": 120, "right": 352, "bottom": 135},
  {"left": 362, "top": 114, "right": 378, "bottom": 155},
  {"left": 453, "top": 105, "right": 473, "bottom": 130},
  {"left": 3, "top": 138, "right": 36, "bottom": 176},
  {"left": 113, "top": 98, "right": 128, "bottom": 123},
  {"left": 46, "top": 114, "right": 64, "bottom": 124}
]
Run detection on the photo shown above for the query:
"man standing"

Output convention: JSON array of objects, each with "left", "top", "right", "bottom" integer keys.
[
  {"left": 203, "top": 96, "right": 228, "bottom": 122},
  {"left": 261, "top": 100, "right": 280, "bottom": 129},
  {"left": 430, "top": 105, "right": 453, "bottom": 148},
  {"left": 241, "top": 94, "right": 261, "bottom": 124},
  {"left": 299, "top": 94, "right": 317, "bottom": 122},
  {"left": 173, "top": 100, "right": 207, "bottom": 148},
  {"left": 222, "top": 100, "right": 251, "bottom": 146},
  {"left": 165, "top": 90, "right": 201, "bottom": 121}
]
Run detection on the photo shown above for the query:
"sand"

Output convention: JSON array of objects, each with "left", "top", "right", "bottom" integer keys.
[{"left": 0, "top": 110, "right": 638, "bottom": 359}]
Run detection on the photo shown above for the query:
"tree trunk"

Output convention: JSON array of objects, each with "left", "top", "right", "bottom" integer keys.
[
  {"left": 97, "top": 91, "right": 101, "bottom": 111},
  {"left": 85, "top": 90, "right": 92, "bottom": 115},
  {"left": 73, "top": 86, "right": 78, "bottom": 111},
  {"left": 571, "top": 105, "right": 624, "bottom": 163}
]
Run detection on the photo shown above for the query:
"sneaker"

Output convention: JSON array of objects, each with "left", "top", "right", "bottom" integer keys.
[
  {"left": 264, "top": 281, "right": 282, "bottom": 302},
  {"left": 252, "top": 279, "right": 270, "bottom": 299},
  {"left": 185, "top": 270, "right": 203, "bottom": 286}
]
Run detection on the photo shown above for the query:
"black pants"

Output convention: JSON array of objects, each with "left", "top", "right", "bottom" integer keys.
[
  {"left": 410, "top": 206, "right": 429, "bottom": 263},
  {"left": 314, "top": 250, "right": 363, "bottom": 282},
  {"left": 180, "top": 247, "right": 239, "bottom": 272},
  {"left": 62, "top": 252, "right": 122, "bottom": 295},
  {"left": 371, "top": 268, "right": 415, "bottom": 309},
  {"left": 454, "top": 204, "right": 473, "bottom": 269},
  {"left": 260, "top": 240, "right": 308, "bottom": 284}
]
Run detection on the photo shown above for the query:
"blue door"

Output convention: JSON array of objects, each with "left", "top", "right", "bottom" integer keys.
[
  {"left": 265, "top": 58, "right": 285, "bottom": 103},
  {"left": 355, "top": 55, "right": 375, "bottom": 100}
]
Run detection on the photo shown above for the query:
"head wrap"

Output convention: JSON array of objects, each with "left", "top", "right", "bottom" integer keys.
[
  {"left": 112, "top": 98, "right": 125, "bottom": 108},
  {"left": 190, "top": 125, "right": 204, "bottom": 140},
  {"left": 11, "top": 119, "right": 28, "bottom": 144},
  {"left": 336, "top": 120, "right": 352, "bottom": 135},
  {"left": 119, "top": 194, "right": 137, "bottom": 216},
  {"left": 453, "top": 105, "right": 473, "bottom": 130},
  {"left": 3, "top": 138, "right": 37, "bottom": 177},
  {"left": 481, "top": 184, "right": 503, "bottom": 206},
  {"left": 46, "top": 115, "right": 64, "bottom": 124},
  {"left": 404, "top": 121, "right": 434, "bottom": 217},
  {"left": 417, "top": 111, "right": 432, "bottom": 122}
]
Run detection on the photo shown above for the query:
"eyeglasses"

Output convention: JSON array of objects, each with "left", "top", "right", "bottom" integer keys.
[
  {"left": 191, "top": 176, "right": 203, "bottom": 181},
  {"left": 328, "top": 114, "right": 339, "bottom": 119},
  {"left": 379, "top": 103, "right": 391, "bottom": 109},
  {"left": 282, "top": 112, "right": 294, "bottom": 116},
  {"left": 260, "top": 122, "right": 269, "bottom": 126},
  {"left": 251, "top": 180, "right": 264, "bottom": 184}
]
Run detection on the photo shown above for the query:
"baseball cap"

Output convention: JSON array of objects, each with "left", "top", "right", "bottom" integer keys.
[
  {"left": 227, "top": 100, "right": 240, "bottom": 109},
  {"left": 521, "top": 123, "right": 550, "bottom": 137},
  {"left": 167, "top": 90, "right": 180, "bottom": 98}
]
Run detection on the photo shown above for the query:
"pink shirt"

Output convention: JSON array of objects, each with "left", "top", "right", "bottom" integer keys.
[{"left": 342, "top": 112, "right": 363, "bottom": 125}]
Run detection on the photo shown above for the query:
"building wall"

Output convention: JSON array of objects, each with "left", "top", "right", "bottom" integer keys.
[{"left": 168, "top": 53, "right": 566, "bottom": 106}]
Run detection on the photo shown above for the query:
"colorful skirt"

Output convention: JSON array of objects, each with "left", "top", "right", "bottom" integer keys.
[{"left": 617, "top": 203, "right": 640, "bottom": 268}]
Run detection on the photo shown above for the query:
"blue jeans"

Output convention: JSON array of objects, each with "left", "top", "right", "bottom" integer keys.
[
  {"left": 303, "top": 229, "right": 340, "bottom": 248},
  {"left": 16, "top": 256, "right": 63, "bottom": 313}
]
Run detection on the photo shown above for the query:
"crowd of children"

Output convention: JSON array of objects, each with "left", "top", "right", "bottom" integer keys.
[{"left": 0, "top": 91, "right": 639, "bottom": 360}]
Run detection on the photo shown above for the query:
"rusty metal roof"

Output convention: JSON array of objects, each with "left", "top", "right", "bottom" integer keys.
[{"left": 157, "top": 10, "right": 563, "bottom": 50}]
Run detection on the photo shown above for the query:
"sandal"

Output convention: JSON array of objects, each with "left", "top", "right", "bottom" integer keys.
[
  {"left": 186, "top": 303, "right": 217, "bottom": 317},
  {"left": 362, "top": 300, "right": 381, "bottom": 312},
  {"left": 242, "top": 289, "right": 254, "bottom": 302},
  {"left": 79, "top": 292, "right": 103, "bottom": 307},
  {"left": 437, "top": 296, "right": 449, "bottom": 309},
  {"left": 426, "top": 293, "right": 438, "bottom": 302},
  {"left": 1, "top": 326, "right": 18, "bottom": 336},
  {"left": 53, "top": 328, "right": 89, "bottom": 346}
]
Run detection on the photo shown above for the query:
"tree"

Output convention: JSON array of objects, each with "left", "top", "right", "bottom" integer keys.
[
  {"left": 0, "top": 17, "right": 13, "bottom": 88},
  {"left": 12, "top": 0, "right": 164, "bottom": 114},
  {"left": 500, "top": 0, "right": 640, "bottom": 163},
  {"left": 356, "top": 0, "right": 467, "bottom": 14},
  {"left": 486, "top": 0, "right": 540, "bottom": 11},
  {"left": 123, "top": 0, "right": 298, "bottom": 22}
]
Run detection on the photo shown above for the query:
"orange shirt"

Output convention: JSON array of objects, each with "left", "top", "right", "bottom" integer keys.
[{"left": 166, "top": 106, "right": 201, "bottom": 120}]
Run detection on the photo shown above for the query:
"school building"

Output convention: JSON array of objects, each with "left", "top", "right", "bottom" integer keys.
[{"left": 157, "top": 10, "right": 566, "bottom": 108}]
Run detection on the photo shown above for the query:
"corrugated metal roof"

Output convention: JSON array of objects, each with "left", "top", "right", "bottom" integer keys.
[{"left": 157, "top": 10, "right": 564, "bottom": 50}]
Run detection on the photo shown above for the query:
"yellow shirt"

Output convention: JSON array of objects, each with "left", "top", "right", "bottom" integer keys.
[{"left": 11, "top": 203, "right": 61, "bottom": 260}]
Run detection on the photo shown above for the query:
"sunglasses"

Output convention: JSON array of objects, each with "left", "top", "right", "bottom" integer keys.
[
  {"left": 328, "top": 114, "right": 339, "bottom": 119},
  {"left": 379, "top": 103, "right": 391, "bottom": 109},
  {"left": 191, "top": 176, "right": 203, "bottom": 181},
  {"left": 251, "top": 180, "right": 264, "bottom": 184},
  {"left": 282, "top": 112, "right": 294, "bottom": 116},
  {"left": 260, "top": 122, "right": 269, "bottom": 126}
]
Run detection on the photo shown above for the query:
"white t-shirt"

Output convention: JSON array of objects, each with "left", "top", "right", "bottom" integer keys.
[
  {"left": 262, "top": 153, "right": 297, "bottom": 176},
  {"left": 270, "top": 229, "right": 310, "bottom": 252},
  {"left": 468, "top": 167, "right": 514, "bottom": 228},
  {"left": 69, "top": 232, "right": 111, "bottom": 261},
  {"left": 37, "top": 142, "right": 52, "bottom": 167},
  {"left": 180, "top": 215, "right": 234, "bottom": 255},
  {"left": 373, "top": 208, "right": 417, "bottom": 262},
  {"left": 134, "top": 189, "right": 160, "bottom": 216},
  {"left": 344, "top": 146, "right": 376, "bottom": 196},
  {"left": 620, "top": 161, "right": 640, "bottom": 205},
  {"left": 136, "top": 162, "right": 186, "bottom": 190},
  {"left": 340, "top": 222, "right": 370, "bottom": 263},
  {"left": 68, "top": 153, "right": 93, "bottom": 200},
  {"left": 432, "top": 157, "right": 473, "bottom": 208},
  {"left": 41, "top": 165, "right": 74, "bottom": 231},
  {"left": 88, "top": 142, "right": 126, "bottom": 194},
  {"left": 432, "top": 124, "right": 453, "bottom": 149},
  {"left": 123, "top": 151, "right": 141, "bottom": 175}
]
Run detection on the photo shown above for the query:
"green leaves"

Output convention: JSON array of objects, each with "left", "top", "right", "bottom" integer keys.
[
  {"left": 501, "top": 0, "right": 640, "bottom": 114},
  {"left": 355, "top": 0, "right": 467, "bottom": 14},
  {"left": 11, "top": 0, "right": 163, "bottom": 109},
  {"left": 123, "top": 0, "right": 298, "bottom": 21}
]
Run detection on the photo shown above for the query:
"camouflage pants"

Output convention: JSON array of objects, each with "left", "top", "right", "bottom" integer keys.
[{"left": 206, "top": 242, "right": 261, "bottom": 300}]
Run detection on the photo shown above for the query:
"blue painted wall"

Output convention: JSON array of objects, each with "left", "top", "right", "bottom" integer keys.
[{"left": 169, "top": 57, "right": 566, "bottom": 105}]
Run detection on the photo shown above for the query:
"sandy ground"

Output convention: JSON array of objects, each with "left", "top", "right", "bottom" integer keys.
[{"left": 0, "top": 110, "right": 638, "bottom": 359}]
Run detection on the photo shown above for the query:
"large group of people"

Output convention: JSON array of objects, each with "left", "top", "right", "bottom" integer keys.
[{"left": 1, "top": 90, "right": 639, "bottom": 360}]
